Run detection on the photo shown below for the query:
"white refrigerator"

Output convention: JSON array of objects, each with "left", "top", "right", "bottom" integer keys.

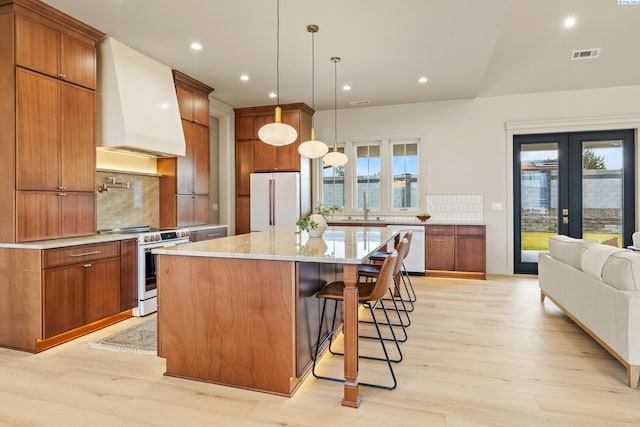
[{"left": 250, "top": 172, "right": 300, "bottom": 232}]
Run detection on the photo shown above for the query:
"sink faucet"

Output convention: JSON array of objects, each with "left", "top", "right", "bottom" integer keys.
[{"left": 363, "top": 190, "right": 369, "bottom": 221}]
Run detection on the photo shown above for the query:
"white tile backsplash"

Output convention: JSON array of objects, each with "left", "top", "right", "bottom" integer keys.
[{"left": 426, "top": 194, "right": 483, "bottom": 221}]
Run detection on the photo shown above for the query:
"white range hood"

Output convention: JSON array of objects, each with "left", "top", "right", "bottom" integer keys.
[{"left": 97, "top": 37, "right": 185, "bottom": 158}]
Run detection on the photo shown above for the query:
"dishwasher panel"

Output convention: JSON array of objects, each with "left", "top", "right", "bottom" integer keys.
[{"left": 387, "top": 225, "right": 426, "bottom": 275}]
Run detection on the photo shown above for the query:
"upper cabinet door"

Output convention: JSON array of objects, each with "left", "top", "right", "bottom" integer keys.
[
  {"left": 15, "top": 15, "right": 97, "bottom": 89},
  {"left": 16, "top": 68, "right": 60, "bottom": 191},
  {"left": 60, "top": 34, "right": 97, "bottom": 89},
  {"left": 15, "top": 15, "right": 59, "bottom": 78},
  {"left": 61, "top": 83, "right": 96, "bottom": 191},
  {"left": 192, "top": 91, "right": 209, "bottom": 126},
  {"left": 176, "top": 85, "right": 193, "bottom": 121},
  {"left": 176, "top": 120, "right": 195, "bottom": 194},
  {"left": 192, "top": 124, "right": 210, "bottom": 195}
]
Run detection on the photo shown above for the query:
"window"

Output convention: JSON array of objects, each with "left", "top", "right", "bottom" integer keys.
[
  {"left": 322, "top": 146, "right": 345, "bottom": 207},
  {"left": 356, "top": 143, "right": 381, "bottom": 210},
  {"left": 320, "top": 137, "right": 421, "bottom": 213},
  {"left": 391, "top": 141, "right": 418, "bottom": 209}
]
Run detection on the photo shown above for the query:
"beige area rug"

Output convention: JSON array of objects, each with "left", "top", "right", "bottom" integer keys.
[{"left": 87, "top": 314, "right": 157, "bottom": 355}]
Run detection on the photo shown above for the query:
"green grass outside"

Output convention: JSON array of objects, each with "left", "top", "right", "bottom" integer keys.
[{"left": 522, "top": 231, "right": 623, "bottom": 250}]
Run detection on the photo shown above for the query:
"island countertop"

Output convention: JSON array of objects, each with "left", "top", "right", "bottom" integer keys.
[{"left": 153, "top": 226, "right": 398, "bottom": 264}]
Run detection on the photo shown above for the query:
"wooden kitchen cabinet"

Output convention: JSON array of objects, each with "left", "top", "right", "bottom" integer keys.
[
  {"left": 426, "top": 224, "right": 486, "bottom": 279},
  {"left": 15, "top": 13, "right": 97, "bottom": 89},
  {"left": 158, "top": 71, "right": 213, "bottom": 229},
  {"left": 0, "top": 2, "right": 102, "bottom": 243},
  {"left": 16, "top": 191, "right": 96, "bottom": 242},
  {"left": 176, "top": 82, "right": 209, "bottom": 125},
  {"left": 175, "top": 195, "right": 209, "bottom": 227},
  {"left": 44, "top": 256, "right": 121, "bottom": 337},
  {"left": 43, "top": 264, "right": 85, "bottom": 338},
  {"left": 426, "top": 225, "right": 455, "bottom": 271},
  {"left": 42, "top": 241, "right": 122, "bottom": 339},
  {"left": 234, "top": 103, "right": 312, "bottom": 234},
  {"left": 16, "top": 69, "right": 96, "bottom": 191}
]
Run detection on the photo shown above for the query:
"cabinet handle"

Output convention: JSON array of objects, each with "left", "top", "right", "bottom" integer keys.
[
  {"left": 432, "top": 238, "right": 446, "bottom": 242},
  {"left": 205, "top": 234, "right": 218, "bottom": 237},
  {"left": 58, "top": 186, "right": 67, "bottom": 190},
  {"left": 83, "top": 263, "right": 92, "bottom": 268},
  {"left": 58, "top": 73, "right": 67, "bottom": 78},
  {"left": 58, "top": 193, "right": 67, "bottom": 196},
  {"left": 70, "top": 251, "right": 101, "bottom": 257}
]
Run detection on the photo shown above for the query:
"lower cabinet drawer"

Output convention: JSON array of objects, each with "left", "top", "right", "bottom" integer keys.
[
  {"left": 44, "top": 241, "right": 120, "bottom": 268},
  {"left": 191, "top": 228, "right": 228, "bottom": 242}
]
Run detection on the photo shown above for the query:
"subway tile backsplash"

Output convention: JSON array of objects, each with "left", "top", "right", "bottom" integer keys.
[
  {"left": 96, "top": 171, "right": 159, "bottom": 230},
  {"left": 426, "top": 194, "right": 483, "bottom": 221}
]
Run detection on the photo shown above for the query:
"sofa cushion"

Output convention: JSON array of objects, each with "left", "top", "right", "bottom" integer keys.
[
  {"left": 582, "top": 244, "right": 623, "bottom": 280},
  {"left": 602, "top": 251, "right": 640, "bottom": 291},
  {"left": 548, "top": 235, "right": 596, "bottom": 270}
]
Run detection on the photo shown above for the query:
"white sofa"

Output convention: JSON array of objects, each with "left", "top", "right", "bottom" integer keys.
[{"left": 538, "top": 235, "right": 640, "bottom": 387}]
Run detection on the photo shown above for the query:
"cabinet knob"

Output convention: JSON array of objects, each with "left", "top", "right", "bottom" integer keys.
[{"left": 83, "top": 263, "right": 92, "bottom": 268}]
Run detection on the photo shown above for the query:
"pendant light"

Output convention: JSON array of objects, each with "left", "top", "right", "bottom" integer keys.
[
  {"left": 298, "top": 24, "right": 328, "bottom": 158},
  {"left": 258, "top": 0, "right": 298, "bottom": 146},
  {"left": 322, "top": 57, "right": 348, "bottom": 166}
]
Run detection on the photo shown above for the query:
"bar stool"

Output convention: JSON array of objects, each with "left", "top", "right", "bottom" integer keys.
[
  {"left": 358, "top": 238, "right": 410, "bottom": 341},
  {"left": 370, "top": 230, "right": 417, "bottom": 305},
  {"left": 312, "top": 251, "right": 401, "bottom": 390},
  {"left": 359, "top": 236, "right": 412, "bottom": 327}
]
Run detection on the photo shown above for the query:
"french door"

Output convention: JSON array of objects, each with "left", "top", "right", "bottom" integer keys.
[{"left": 514, "top": 129, "right": 635, "bottom": 274}]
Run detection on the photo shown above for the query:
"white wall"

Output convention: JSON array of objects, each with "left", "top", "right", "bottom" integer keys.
[{"left": 313, "top": 85, "right": 640, "bottom": 275}]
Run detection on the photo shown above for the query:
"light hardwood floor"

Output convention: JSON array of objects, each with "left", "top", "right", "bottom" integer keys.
[{"left": 1, "top": 275, "right": 639, "bottom": 426}]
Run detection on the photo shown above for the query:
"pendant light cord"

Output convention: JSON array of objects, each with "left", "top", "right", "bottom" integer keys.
[
  {"left": 311, "top": 29, "right": 315, "bottom": 127},
  {"left": 334, "top": 57, "right": 338, "bottom": 147},
  {"left": 276, "top": 0, "right": 280, "bottom": 106}
]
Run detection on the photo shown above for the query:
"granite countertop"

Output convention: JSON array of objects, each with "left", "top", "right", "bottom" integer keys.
[
  {"left": 0, "top": 233, "right": 135, "bottom": 250},
  {"left": 153, "top": 226, "right": 400, "bottom": 264},
  {"left": 328, "top": 218, "right": 486, "bottom": 226},
  {"left": 0, "top": 224, "right": 229, "bottom": 250}
]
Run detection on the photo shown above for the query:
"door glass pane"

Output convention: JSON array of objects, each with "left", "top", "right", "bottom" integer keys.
[
  {"left": 356, "top": 143, "right": 381, "bottom": 210},
  {"left": 520, "top": 143, "right": 558, "bottom": 262},
  {"left": 322, "top": 147, "right": 345, "bottom": 208},
  {"left": 391, "top": 141, "right": 419, "bottom": 209},
  {"left": 582, "top": 140, "right": 623, "bottom": 247}
]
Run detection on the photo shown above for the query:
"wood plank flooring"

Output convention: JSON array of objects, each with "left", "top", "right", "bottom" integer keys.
[{"left": 1, "top": 275, "right": 639, "bottom": 426}]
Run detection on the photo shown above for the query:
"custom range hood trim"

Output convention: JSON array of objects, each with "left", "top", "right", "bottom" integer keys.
[{"left": 97, "top": 37, "right": 186, "bottom": 158}]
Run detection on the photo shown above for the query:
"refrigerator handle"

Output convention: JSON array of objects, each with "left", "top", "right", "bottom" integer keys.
[{"left": 269, "top": 179, "right": 275, "bottom": 226}]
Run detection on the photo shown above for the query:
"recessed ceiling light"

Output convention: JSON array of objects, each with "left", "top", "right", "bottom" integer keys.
[
  {"left": 159, "top": 102, "right": 169, "bottom": 110},
  {"left": 190, "top": 42, "right": 203, "bottom": 51},
  {"left": 342, "top": 84, "right": 351, "bottom": 91},
  {"left": 268, "top": 92, "right": 277, "bottom": 98},
  {"left": 240, "top": 74, "right": 249, "bottom": 81},
  {"left": 564, "top": 17, "right": 576, "bottom": 28},
  {"left": 418, "top": 76, "right": 428, "bottom": 84}
]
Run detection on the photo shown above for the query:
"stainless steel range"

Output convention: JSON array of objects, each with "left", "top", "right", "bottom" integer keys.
[{"left": 99, "top": 226, "right": 190, "bottom": 316}]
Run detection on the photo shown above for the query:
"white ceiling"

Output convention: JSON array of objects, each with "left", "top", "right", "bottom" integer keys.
[{"left": 43, "top": 0, "right": 640, "bottom": 111}]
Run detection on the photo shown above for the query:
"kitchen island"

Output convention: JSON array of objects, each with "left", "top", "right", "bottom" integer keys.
[{"left": 154, "top": 226, "right": 399, "bottom": 408}]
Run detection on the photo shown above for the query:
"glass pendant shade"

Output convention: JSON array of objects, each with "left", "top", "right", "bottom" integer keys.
[
  {"left": 298, "top": 128, "right": 328, "bottom": 158},
  {"left": 323, "top": 142, "right": 348, "bottom": 166},
  {"left": 259, "top": 0, "right": 297, "bottom": 147},
  {"left": 258, "top": 107, "right": 297, "bottom": 146}
]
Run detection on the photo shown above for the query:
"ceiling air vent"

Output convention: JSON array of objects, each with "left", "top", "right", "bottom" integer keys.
[
  {"left": 571, "top": 48, "right": 600, "bottom": 60},
  {"left": 350, "top": 100, "right": 371, "bottom": 106}
]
